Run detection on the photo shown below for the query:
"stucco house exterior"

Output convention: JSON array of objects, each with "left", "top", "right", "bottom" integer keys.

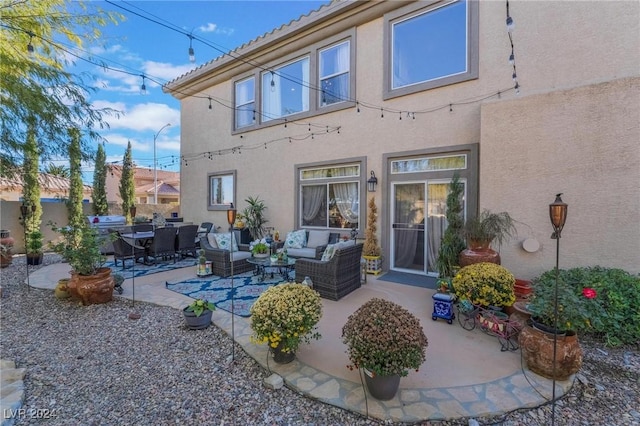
[{"left": 165, "top": 0, "right": 639, "bottom": 280}]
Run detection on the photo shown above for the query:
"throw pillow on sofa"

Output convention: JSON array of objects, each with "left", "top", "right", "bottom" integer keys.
[
  {"left": 207, "top": 233, "right": 218, "bottom": 248},
  {"left": 214, "top": 233, "right": 238, "bottom": 251},
  {"left": 320, "top": 244, "right": 336, "bottom": 261},
  {"left": 306, "top": 230, "right": 330, "bottom": 248},
  {"left": 284, "top": 230, "right": 307, "bottom": 249}
]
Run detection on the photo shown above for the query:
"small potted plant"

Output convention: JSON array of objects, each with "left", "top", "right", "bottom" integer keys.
[
  {"left": 453, "top": 262, "right": 516, "bottom": 309},
  {"left": 241, "top": 195, "right": 268, "bottom": 240},
  {"left": 342, "top": 298, "right": 428, "bottom": 400},
  {"left": 250, "top": 238, "right": 270, "bottom": 258},
  {"left": 183, "top": 298, "right": 216, "bottom": 330},
  {"left": 249, "top": 283, "right": 322, "bottom": 364}
]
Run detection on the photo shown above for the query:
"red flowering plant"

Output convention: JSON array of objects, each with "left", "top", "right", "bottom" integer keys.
[{"left": 527, "top": 269, "right": 606, "bottom": 333}]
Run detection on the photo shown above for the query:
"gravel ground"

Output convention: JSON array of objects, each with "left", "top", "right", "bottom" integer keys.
[{"left": 1, "top": 254, "right": 638, "bottom": 425}]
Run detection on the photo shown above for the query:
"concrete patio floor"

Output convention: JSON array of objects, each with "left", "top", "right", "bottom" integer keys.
[{"left": 28, "top": 261, "right": 573, "bottom": 423}]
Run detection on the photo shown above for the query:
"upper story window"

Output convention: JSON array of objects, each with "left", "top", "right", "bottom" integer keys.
[
  {"left": 262, "top": 57, "right": 310, "bottom": 122},
  {"left": 319, "top": 41, "right": 350, "bottom": 107},
  {"left": 235, "top": 77, "right": 255, "bottom": 129},
  {"left": 384, "top": 0, "right": 478, "bottom": 99},
  {"left": 232, "top": 29, "right": 355, "bottom": 133}
]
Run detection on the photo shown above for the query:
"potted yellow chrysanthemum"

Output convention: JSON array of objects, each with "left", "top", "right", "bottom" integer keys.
[{"left": 249, "top": 283, "right": 322, "bottom": 364}]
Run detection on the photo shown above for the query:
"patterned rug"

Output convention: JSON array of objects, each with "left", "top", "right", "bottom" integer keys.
[
  {"left": 165, "top": 272, "right": 285, "bottom": 317},
  {"left": 105, "top": 257, "right": 198, "bottom": 279}
]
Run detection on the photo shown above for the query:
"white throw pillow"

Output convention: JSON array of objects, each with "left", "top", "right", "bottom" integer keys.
[
  {"left": 306, "top": 230, "right": 330, "bottom": 248},
  {"left": 214, "top": 233, "right": 238, "bottom": 251},
  {"left": 320, "top": 244, "right": 336, "bottom": 261},
  {"left": 207, "top": 233, "right": 218, "bottom": 248},
  {"left": 284, "top": 230, "right": 307, "bottom": 249}
]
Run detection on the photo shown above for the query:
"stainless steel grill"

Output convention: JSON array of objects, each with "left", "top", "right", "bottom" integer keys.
[{"left": 87, "top": 215, "right": 127, "bottom": 254}]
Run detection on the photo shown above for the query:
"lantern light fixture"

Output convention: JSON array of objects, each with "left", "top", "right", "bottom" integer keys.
[{"left": 367, "top": 171, "right": 378, "bottom": 192}]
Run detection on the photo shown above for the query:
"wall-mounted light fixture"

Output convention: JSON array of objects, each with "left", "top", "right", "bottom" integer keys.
[{"left": 367, "top": 171, "right": 378, "bottom": 192}]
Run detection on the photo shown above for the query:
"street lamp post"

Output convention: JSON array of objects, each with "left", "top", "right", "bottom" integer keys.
[{"left": 153, "top": 123, "right": 171, "bottom": 204}]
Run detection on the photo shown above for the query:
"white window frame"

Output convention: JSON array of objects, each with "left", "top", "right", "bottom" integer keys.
[
  {"left": 319, "top": 40, "right": 351, "bottom": 107},
  {"left": 261, "top": 56, "right": 310, "bottom": 122},
  {"left": 234, "top": 77, "right": 255, "bottom": 130}
]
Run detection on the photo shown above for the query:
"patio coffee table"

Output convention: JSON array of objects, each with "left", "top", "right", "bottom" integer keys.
[{"left": 247, "top": 257, "right": 296, "bottom": 282}]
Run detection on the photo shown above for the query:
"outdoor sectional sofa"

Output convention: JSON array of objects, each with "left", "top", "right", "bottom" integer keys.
[{"left": 295, "top": 242, "right": 363, "bottom": 301}]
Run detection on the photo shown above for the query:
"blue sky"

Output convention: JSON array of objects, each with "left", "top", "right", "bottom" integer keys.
[{"left": 65, "top": 1, "right": 328, "bottom": 181}]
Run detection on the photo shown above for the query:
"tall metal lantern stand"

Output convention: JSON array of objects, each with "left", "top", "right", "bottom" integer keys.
[
  {"left": 227, "top": 203, "right": 237, "bottom": 363},
  {"left": 128, "top": 205, "right": 141, "bottom": 320},
  {"left": 549, "top": 193, "right": 568, "bottom": 426}
]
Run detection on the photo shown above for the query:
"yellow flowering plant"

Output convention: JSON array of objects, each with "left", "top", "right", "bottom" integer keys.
[
  {"left": 453, "top": 262, "right": 516, "bottom": 307},
  {"left": 249, "top": 283, "right": 322, "bottom": 353}
]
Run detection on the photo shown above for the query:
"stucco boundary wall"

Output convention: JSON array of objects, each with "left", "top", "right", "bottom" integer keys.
[
  {"left": 0, "top": 202, "right": 179, "bottom": 253},
  {"left": 479, "top": 77, "right": 640, "bottom": 278}
]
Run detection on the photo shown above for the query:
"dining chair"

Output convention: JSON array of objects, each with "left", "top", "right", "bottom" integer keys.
[
  {"left": 111, "top": 231, "right": 147, "bottom": 269},
  {"left": 176, "top": 224, "right": 199, "bottom": 259},
  {"left": 146, "top": 227, "right": 177, "bottom": 265}
]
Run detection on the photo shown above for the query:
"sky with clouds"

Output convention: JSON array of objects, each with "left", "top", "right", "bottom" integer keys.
[{"left": 62, "top": 0, "right": 328, "bottom": 181}]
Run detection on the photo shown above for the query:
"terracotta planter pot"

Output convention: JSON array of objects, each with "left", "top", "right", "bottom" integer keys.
[
  {"left": 514, "top": 279, "right": 533, "bottom": 299},
  {"left": 518, "top": 323, "right": 583, "bottom": 380},
  {"left": 68, "top": 267, "right": 114, "bottom": 305},
  {"left": 459, "top": 239, "right": 500, "bottom": 267}
]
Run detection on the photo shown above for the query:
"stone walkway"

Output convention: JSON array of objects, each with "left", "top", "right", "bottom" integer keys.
[{"left": 2, "top": 262, "right": 574, "bottom": 424}]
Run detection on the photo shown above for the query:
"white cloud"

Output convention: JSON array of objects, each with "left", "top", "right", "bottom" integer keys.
[
  {"left": 198, "top": 23, "right": 217, "bottom": 32},
  {"left": 97, "top": 102, "right": 179, "bottom": 133}
]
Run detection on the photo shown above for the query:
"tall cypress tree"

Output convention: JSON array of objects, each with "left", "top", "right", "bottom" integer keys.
[
  {"left": 22, "top": 122, "right": 42, "bottom": 236},
  {"left": 119, "top": 141, "right": 135, "bottom": 223},
  {"left": 92, "top": 143, "right": 108, "bottom": 215},
  {"left": 67, "top": 128, "right": 85, "bottom": 230},
  {"left": 436, "top": 172, "right": 466, "bottom": 277}
]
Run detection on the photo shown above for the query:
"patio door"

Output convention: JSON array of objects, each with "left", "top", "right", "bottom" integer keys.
[{"left": 391, "top": 180, "right": 458, "bottom": 275}]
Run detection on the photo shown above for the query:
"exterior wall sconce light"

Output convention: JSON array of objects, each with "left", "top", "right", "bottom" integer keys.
[{"left": 367, "top": 171, "right": 378, "bottom": 192}]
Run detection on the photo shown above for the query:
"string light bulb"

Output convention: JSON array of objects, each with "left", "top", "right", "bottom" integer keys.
[
  {"left": 208, "top": 97, "right": 212, "bottom": 109},
  {"left": 506, "top": 16, "right": 514, "bottom": 32},
  {"left": 188, "top": 35, "right": 195, "bottom": 63},
  {"left": 27, "top": 32, "right": 34, "bottom": 53},
  {"left": 140, "top": 75, "right": 147, "bottom": 95},
  {"left": 509, "top": 52, "right": 515, "bottom": 65}
]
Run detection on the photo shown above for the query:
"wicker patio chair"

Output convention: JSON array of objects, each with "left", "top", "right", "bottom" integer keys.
[
  {"left": 199, "top": 236, "right": 254, "bottom": 277},
  {"left": 111, "top": 231, "right": 147, "bottom": 269},
  {"left": 146, "top": 227, "right": 178, "bottom": 265},
  {"left": 294, "top": 243, "right": 364, "bottom": 300},
  {"left": 176, "top": 224, "right": 199, "bottom": 259}
]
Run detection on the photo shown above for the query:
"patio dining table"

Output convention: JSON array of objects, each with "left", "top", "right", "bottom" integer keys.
[{"left": 120, "top": 231, "right": 155, "bottom": 248}]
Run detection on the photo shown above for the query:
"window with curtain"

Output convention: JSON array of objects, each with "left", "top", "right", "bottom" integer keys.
[
  {"left": 235, "top": 77, "right": 255, "bottom": 129},
  {"left": 262, "top": 57, "right": 310, "bottom": 121},
  {"left": 299, "top": 164, "right": 360, "bottom": 229},
  {"left": 319, "top": 41, "right": 350, "bottom": 107}
]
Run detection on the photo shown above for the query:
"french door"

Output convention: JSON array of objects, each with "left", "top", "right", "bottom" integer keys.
[{"left": 391, "top": 180, "right": 462, "bottom": 275}]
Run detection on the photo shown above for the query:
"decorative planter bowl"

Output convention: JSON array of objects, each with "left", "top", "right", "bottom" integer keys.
[{"left": 183, "top": 307, "right": 213, "bottom": 330}]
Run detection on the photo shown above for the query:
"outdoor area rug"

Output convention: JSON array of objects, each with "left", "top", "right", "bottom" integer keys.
[
  {"left": 165, "top": 272, "right": 284, "bottom": 317},
  {"left": 105, "top": 257, "right": 198, "bottom": 280},
  {"left": 377, "top": 271, "right": 439, "bottom": 290}
]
